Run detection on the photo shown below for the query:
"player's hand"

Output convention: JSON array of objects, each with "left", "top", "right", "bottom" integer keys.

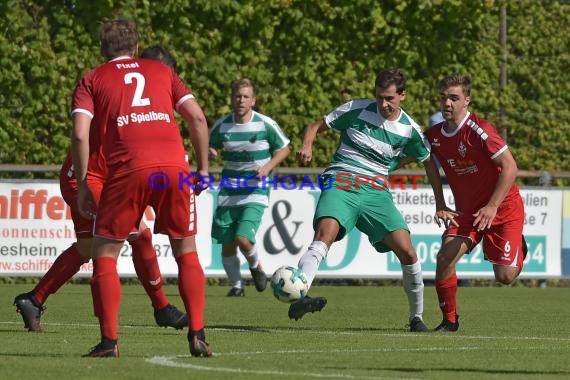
[
  {"left": 255, "top": 165, "right": 270, "bottom": 180},
  {"left": 208, "top": 147, "right": 218, "bottom": 159},
  {"left": 77, "top": 182, "right": 97, "bottom": 220},
  {"left": 192, "top": 169, "right": 209, "bottom": 196},
  {"left": 435, "top": 207, "right": 460, "bottom": 228},
  {"left": 296, "top": 147, "right": 312, "bottom": 166},
  {"left": 473, "top": 205, "right": 498, "bottom": 231}
]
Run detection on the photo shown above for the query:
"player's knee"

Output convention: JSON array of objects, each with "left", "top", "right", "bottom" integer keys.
[
  {"left": 394, "top": 249, "right": 417, "bottom": 265},
  {"left": 235, "top": 235, "right": 252, "bottom": 250},
  {"left": 436, "top": 251, "right": 455, "bottom": 268},
  {"left": 495, "top": 271, "right": 517, "bottom": 285}
]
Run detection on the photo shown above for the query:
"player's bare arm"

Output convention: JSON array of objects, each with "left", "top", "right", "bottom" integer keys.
[
  {"left": 256, "top": 145, "right": 291, "bottom": 179},
  {"left": 391, "top": 156, "right": 416, "bottom": 171},
  {"left": 179, "top": 98, "right": 209, "bottom": 195},
  {"left": 473, "top": 148, "right": 518, "bottom": 230},
  {"left": 297, "top": 119, "right": 328, "bottom": 166},
  {"left": 422, "top": 155, "right": 459, "bottom": 228},
  {"left": 70, "top": 112, "right": 96, "bottom": 219}
]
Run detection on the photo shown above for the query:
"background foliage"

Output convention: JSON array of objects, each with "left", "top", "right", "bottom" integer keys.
[{"left": 1, "top": 0, "right": 569, "bottom": 177}]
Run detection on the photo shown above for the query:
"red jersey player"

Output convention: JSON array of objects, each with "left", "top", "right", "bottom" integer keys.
[
  {"left": 426, "top": 74, "right": 526, "bottom": 332},
  {"left": 13, "top": 47, "right": 188, "bottom": 333},
  {"left": 72, "top": 19, "right": 211, "bottom": 358}
]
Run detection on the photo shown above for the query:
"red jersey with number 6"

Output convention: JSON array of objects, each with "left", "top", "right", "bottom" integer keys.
[
  {"left": 71, "top": 56, "right": 193, "bottom": 177},
  {"left": 425, "top": 112, "right": 520, "bottom": 214}
]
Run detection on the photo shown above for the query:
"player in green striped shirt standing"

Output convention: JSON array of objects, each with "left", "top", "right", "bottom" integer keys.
[
  {"left": 292, "top": 69, "right": 447, "bottom": 331},
  {"left": 209, "top": 78, "right": 291, "bottom": 297}
]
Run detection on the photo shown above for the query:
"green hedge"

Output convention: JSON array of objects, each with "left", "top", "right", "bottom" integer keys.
[{"left": 1, "top": 0, "right": 569, "bottom": 177}]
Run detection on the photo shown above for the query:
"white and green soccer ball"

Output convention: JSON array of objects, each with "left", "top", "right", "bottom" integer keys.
[{"left": 270, "top": 266, "right": 308, "bottom": 303}]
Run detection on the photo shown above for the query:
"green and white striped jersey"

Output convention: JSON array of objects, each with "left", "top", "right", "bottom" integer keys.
[
  {"left": 210, "top": 110, "right": 290, "bottom": 207},
  {"left": 323, "top": 99, "right": 430, "bottom": 179}
]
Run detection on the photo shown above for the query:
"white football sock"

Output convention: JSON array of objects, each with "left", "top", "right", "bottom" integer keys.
[
  {"left": 298, "top": 241, "right": 329, "bottom": 289},
  {"left": 401, "top": 260, "right": 424, "bottom": 320},
  {"left": 222, "top": 254, "right": 242, "bottom": 288},
  {"left": 240, "top": 245, "right": 260, "bottom": 269}
]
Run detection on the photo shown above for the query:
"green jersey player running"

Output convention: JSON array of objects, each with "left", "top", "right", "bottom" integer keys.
[
  {"left": 209, "top": 78, "right": 291, "bottom": 297},
  {"left": 293, "top": 68, "right": 447, "bottom": 331}
]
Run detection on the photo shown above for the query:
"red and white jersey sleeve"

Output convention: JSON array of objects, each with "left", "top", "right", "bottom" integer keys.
[
  {"left": 71, "top": 68, "right": 107, "bottom": 180},
  {"left": 425, "top": 112, "right": 520, "bottom": 213},
  {"left": 72, "top": 57, "right": 193, "bottom": 177}
]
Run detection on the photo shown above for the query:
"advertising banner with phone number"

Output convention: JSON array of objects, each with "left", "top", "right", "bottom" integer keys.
[{"left": 0, "top": 181, "right": 564, "bottom": 279}]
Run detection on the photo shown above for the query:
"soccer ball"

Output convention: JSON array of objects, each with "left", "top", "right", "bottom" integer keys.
[{"left": 270, "top": 266, "right": 308, "bottom": 303}]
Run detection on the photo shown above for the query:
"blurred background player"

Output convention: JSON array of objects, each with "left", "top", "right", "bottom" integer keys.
[
  {"left": 426, "top": 74, "right": 527, "bottom": 332},
  {"left": 209, "top": 78, "right": 290, "bottom": 296},
  {"left": 12, "top": 45, "right": 189, "bottom": 334},
  {"left": 140, "top": 45, "right": 178, "bottom": 70},
  {"left": 294, "top": 68, "right": 447, "bottom": 331},
  {"left": 72, "top": 19, "right": 211, "bottom": 358},
  {"left": 429, "top": 111, "right": 445, "bottom": 128}
]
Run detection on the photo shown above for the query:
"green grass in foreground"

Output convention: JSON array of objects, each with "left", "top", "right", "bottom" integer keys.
[{"left": 1, "top": 283, "right": 569, "bottom": 380}]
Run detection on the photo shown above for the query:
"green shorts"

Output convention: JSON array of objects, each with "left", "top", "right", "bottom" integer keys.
[
  {"left": 211, "top": 203, "right": 266, "bottom": 245},
  {"left": 314, "top": 179, "right": 408, "bottom": 252}
]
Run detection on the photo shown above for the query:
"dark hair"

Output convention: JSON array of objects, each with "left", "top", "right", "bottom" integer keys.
[
  {"left": 140, "top": 45, "right": 177, "bottom": 71},
  {"left": 99, "top": 18, "right": 138, "bottom": 60},
  {"left": 374, "top": 68, "right": 406, "bottom": 94},
  {"left": 231, "top": 78, "right": 256, "bottom": 97},
  {"left": 439, "top": 74, "right": 471, "bottom": 96}
]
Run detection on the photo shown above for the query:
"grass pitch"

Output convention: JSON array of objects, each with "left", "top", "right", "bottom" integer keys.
[{"left": 1, "top": 283, "right": 569, "bottom": 380}]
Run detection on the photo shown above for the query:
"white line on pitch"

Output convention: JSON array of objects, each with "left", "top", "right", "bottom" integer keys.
[{"left": 146, "top": 355, "right": 424, "bottom": 380}]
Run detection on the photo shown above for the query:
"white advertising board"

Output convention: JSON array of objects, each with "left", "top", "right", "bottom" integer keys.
[{"left": 0, "top": 182, "right": 562, "bottom": 279}]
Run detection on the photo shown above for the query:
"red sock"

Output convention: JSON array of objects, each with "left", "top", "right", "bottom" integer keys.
[
  {"left": 92, "top": 257, "right": 121, "bottom": 340},
  {"left": 130, "top": 229, "right": 169, "bottom": 310},
  {"left": 90, "top": 276, "right": 101, "bottom": 318},
  {"left": 33, "top": 244, "right": 87, "bottom": 304},
  {"left": 435, "top": 272, "right": 458, "bottom": 323},
  {"left": 176, "top": 252, "right": 205, "bottom": 331}
]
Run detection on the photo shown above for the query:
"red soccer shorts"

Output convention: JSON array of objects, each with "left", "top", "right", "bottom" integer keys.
[
  {"left": 95, "top": 166, "right": 197, "bottom": 240},
  {"left": 444, "top": 194, "right": 525, "bottom": 268}
]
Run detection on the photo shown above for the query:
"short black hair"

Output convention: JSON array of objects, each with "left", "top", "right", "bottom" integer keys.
[
  {"left": 374, "top": 68, "right": 406, "bottom": 94},
  {"left": 140, "top": 45, "right": 177, "bottom": 71}
]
